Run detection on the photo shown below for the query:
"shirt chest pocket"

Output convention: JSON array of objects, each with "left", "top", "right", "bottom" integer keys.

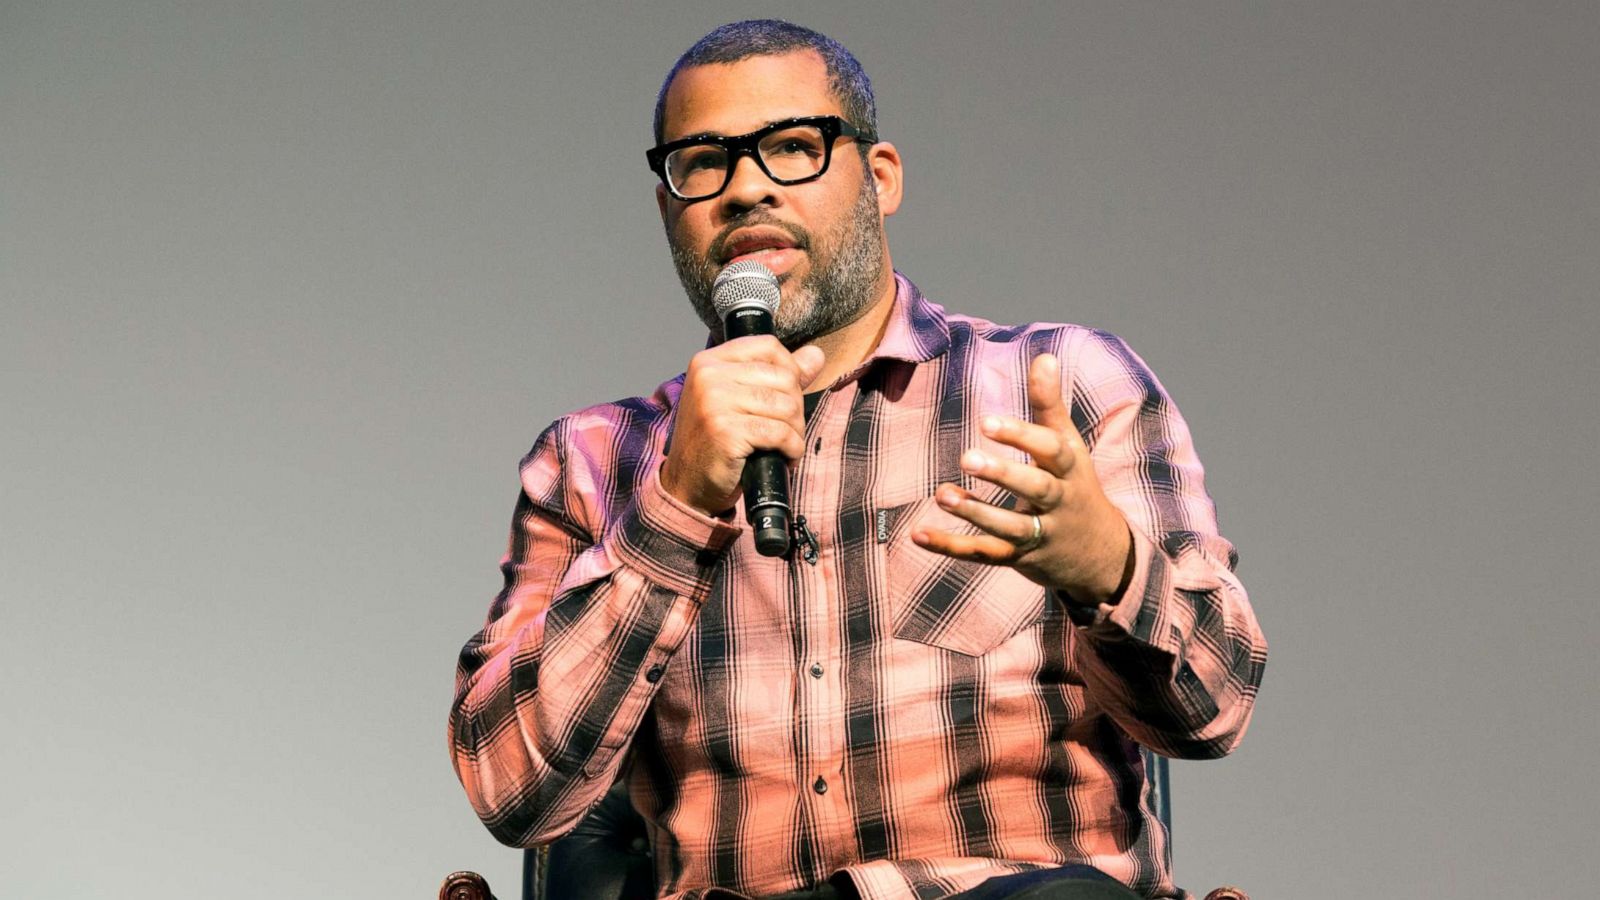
[{"left": 876, "top": 497, "right": 1048, "bottom": 657}]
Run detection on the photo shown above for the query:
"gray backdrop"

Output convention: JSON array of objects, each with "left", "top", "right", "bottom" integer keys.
[{"left": 3, "top": 1, "right": 1596, "bottom": 897}]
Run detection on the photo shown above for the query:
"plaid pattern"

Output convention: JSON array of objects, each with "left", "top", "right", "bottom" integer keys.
[{"left": 450, "top": 275, "right": 1266, "bottom": 900}]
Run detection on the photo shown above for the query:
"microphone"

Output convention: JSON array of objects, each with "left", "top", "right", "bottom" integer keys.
[{"left": 712, "top": 260, "right": 792, "bottom": 557}]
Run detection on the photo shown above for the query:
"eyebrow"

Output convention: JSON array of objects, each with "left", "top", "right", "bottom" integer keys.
[{"left": 672, "top": 117, "right": 808, "bottom": 144}]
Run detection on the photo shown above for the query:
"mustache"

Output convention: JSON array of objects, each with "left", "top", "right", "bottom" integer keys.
[{"left": 707, "top": 214, "right": 811, "bottom": 268}]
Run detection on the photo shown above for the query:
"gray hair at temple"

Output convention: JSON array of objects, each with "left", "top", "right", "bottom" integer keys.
[{"left": 652, "top": 19, "right": 879, "bottom": 148}]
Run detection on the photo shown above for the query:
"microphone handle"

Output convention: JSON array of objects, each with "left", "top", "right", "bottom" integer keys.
[
  {"left": 723, "top": 305, "right": 792, "bottom": 557},
  {"left": 743, "top": 453, "right": 792, "bottom": 557}
]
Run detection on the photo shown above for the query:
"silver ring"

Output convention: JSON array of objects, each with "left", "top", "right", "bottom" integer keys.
[{"left": 1016, "top": 514, "right": 1044, "bottom": 553}]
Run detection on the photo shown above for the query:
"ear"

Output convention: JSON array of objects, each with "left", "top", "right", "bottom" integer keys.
[
  {"left": 865, "top": 141, "right": 904, "bottom": 217},
  {"left": 655, "top": 182, "right": 669, "bottom": 225}
]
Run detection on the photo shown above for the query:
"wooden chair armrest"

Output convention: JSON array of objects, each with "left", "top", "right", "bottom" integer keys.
[{"left": 439, "top": 870, "right": 496, "bottom": 900}]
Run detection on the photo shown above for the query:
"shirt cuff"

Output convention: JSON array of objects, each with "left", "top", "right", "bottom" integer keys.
[
  {"left": 608, "top": 467, "right": 743, "bottom": 599},
  {"left": 1063, "top": 526, "right": 1173, "bottom": 649}
]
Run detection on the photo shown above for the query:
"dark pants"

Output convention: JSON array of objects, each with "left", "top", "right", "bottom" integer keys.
[
  {"left": 758, "top": 865, "right": 1141, "bottom": 900},
  {"left": 948, "top": 865, "right": 1143, "bottom": 899}
]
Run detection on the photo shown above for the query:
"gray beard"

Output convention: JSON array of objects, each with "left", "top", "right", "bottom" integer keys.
[{"left": 668, "top": 176, "right": 886, "bottom": 348}]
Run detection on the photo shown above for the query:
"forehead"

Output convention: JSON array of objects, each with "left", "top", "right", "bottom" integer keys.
[{"left": 660, "top": 50, "right": 839, "bottom": 142}]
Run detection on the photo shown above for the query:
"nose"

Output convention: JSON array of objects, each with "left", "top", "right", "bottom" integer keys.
[{"left": 718, "top": 149, "right": 779, "bottom": 213}]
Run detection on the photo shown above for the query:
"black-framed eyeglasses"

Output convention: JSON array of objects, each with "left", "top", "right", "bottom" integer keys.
[{"left": 646, "top": 115, "right": 874, "bottom": 202}]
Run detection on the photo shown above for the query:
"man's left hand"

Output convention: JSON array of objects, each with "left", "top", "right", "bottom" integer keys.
[{"left": 910, "top": 353, "right": 1135, "bottom": 608}]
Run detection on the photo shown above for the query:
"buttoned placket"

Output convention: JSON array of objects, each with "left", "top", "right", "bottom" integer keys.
[{"left": 789, "top": 382, "right": 854, "bottom": 877}]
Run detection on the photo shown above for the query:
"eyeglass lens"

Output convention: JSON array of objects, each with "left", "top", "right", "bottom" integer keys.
[{"left": 665, "top": 123, "right": 832, "bottom": 199}]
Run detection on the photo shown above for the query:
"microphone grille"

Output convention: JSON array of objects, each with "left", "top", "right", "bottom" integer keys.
[{"left": 712, "top": 260, "right": 781, "bottom": 318}]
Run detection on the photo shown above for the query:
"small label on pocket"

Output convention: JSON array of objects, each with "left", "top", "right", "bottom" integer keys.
[{"left": 876, "top": 508, "right": 890, "bottom": 543}]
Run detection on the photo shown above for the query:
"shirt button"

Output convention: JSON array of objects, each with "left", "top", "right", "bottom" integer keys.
[
  {"left": 644, "top": 665, "right": 664, "bottom": 683},
  {"left": 809, "top": 663, "right": 824, "bottom": 679},
  {"left": 813, "top": 776, "right": 828, "bottom": 795}
]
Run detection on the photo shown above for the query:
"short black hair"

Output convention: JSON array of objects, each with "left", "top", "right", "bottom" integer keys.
[{"left": 652, "top": 19, "right": 878, "bottom": 147}]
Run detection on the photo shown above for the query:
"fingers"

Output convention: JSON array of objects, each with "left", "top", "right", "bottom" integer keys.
[
  {"left": 933, "top": 482, "right": 1041, "bottom": 545},
  {"left": 666, "top": 338, "right": 822, "bottom": 514},
  {"left": 690, "top": 341, "right": 810, "bottom": 407},
  {"left": 709, "top": 335, "right": 820, "bottom": 380},
  {"left": 1027, "top": 353, "right": 1072, "bottom": 434},
  {"left": 706, "top": 333, "right": 794, "bottom": 363},
  {"left": 691, "top": 346, "right": 802, "bottom": 392},
  {"left": 727, "top": 381, "right": 803, "bottom": 424},
  {"left": 959, "top": 446, "right": 1063, "bottom": 509},
  {"left": 908, "top": 356, "right": 1123, "bottom": 594},
  {"left": 792, "top": 344, "right": 826, "bottom": 389},
  {"left": 977, "top": 416, "right": 1073, "bottom": 479},
  {"left": 697, "top": 408, "right": 806, "bottom": 460},
  {"left": 977, "top": 353, "right": 1087, "bottom": 478},
  {"left": 731, "top": 413, "right": 807, "bottom": 460},
  {"left": 695, "top": 337, "right": 825, "bottom": 396},
  {"left": 910, "top": 520, "right": 1024, "bottom": 564},
  {"left": 682, "top": 338, "right": 822, "bottom": 463}
]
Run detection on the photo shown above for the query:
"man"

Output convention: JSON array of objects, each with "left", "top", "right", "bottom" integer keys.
[{"left": 450, "top": 20, "right": 1265, "bottom": 900}]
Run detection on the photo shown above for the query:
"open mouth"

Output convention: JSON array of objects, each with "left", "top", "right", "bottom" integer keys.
[{"left": 719, "top": 227, "right": 804, "bottom": 267}]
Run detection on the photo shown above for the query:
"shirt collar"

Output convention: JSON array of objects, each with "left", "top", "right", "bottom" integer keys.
[{"left": 866, "top": 271, "right": 951, "bottom": 367}]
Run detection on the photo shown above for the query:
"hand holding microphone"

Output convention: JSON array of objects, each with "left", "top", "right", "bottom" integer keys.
[{"left": 659, "top": 261, "right": 825, "bottom": 556}]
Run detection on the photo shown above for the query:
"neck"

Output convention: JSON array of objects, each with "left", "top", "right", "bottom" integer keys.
[{"left": 805, "top": 262, "right": 897, "bottom": 390}]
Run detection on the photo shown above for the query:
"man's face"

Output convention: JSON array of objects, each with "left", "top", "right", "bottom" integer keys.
[{"left": 655, "top": 51, "right": 893, "bottom": 346}]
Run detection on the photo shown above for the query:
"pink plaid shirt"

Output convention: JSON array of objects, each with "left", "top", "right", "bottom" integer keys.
[{"left": 450, "top": 274, "right": 1266, "bottom": 899}]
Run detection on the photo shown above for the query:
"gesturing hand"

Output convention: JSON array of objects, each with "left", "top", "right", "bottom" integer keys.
[{"left": 910, "top": 353, "right": 1135, "bottom": 607}]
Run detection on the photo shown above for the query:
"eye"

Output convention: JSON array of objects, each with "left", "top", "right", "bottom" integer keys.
[
  {"left": 761, "top": 128, "right": 825, "bottom": 159},
  {"left": 773, "top": 139, "right": 815, "bottom": 157},
  {"left": 669, "top": 145, "right": 728, "bottom": 174}
]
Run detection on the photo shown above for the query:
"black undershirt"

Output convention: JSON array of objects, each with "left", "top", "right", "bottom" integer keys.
[{"left": 803, "top": 390, "right": 824, "bottom": 423}]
